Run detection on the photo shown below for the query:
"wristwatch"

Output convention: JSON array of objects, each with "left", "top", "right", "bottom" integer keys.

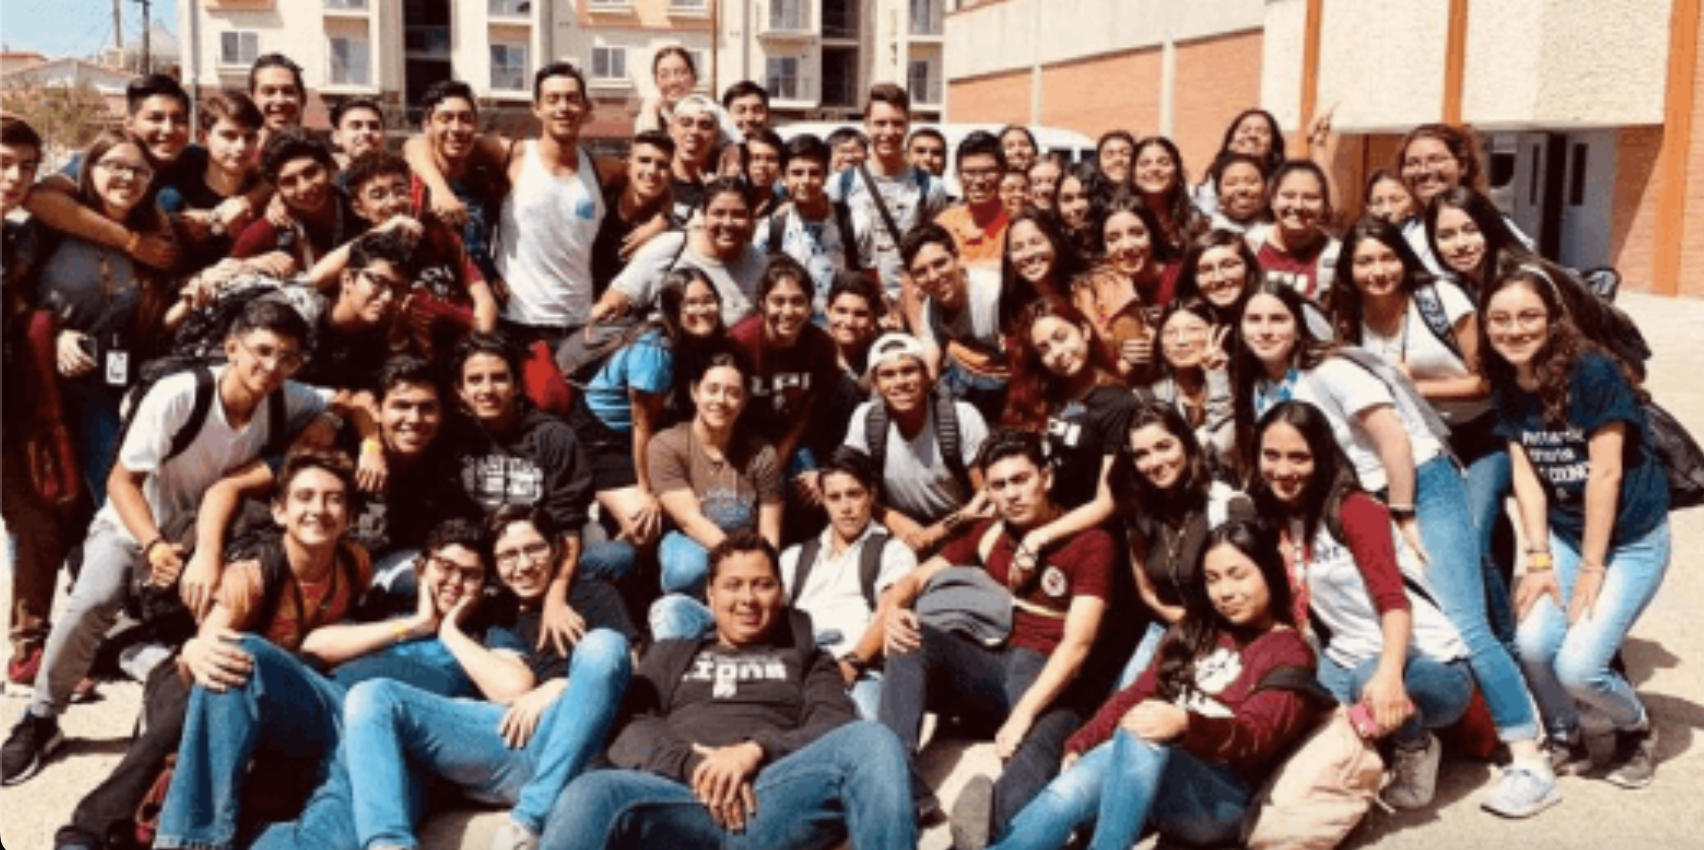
[{"left": 838, "top": 653, "right": 869, "bottom": 676}]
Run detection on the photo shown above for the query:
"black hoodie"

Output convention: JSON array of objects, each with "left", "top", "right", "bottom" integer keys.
[
  {"left": 606, "top": 609, "right": 855, "bottom": 783},
  {"left": 454, "top": 405, "right": 594, "bottom": 534}
]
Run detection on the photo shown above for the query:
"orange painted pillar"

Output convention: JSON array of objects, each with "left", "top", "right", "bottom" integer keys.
[
  {"left": 1297, "top": 0, "right": 1323, "bottom": 149},
  {"left": 1443, "top": 0, "right": 1469, "bottom": 123},
  {"left": 1653, "top": 0, "right": 1700, "bottom": 296}
]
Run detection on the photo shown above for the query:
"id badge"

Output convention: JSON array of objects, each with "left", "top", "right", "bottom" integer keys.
[{"left": 105, "top": 349, "right": 129, "bottom": 387}]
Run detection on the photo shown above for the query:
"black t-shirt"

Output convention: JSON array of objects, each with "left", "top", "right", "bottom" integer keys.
[
  {"left": 1046, "top": 385, "right": 1144, "bottom": 510},
  {"left": 670, "top": 177, "right": 706, "bottom": 227},
  {"left": 486, "top": 579, "right": 639, "bottom": 682},
  {"left": 300, "top": 313, "right": 393, "bottom": 393},
  {"left": 590, "top": 194, "right": 667, "bottom": 296},
  {"left": 333, "top": 424, "right": 477, "bottom": 560}
]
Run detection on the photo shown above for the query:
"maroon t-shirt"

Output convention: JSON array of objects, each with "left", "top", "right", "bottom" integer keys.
[
  {"left": 1258, "top": 240, "right": 1328, "bottom": 303},
  {"left": 726, "top": 316, "right": 841, "bottom": 446},
  {"left": 938, "top": 520, "right": 1115, "bottom": 655}
]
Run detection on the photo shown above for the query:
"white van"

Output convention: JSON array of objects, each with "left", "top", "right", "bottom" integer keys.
[{"left": 774, "top": 121, "right": 1097, "bottom": 196}]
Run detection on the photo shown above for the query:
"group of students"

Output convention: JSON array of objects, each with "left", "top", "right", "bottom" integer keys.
[{"left": 0, "top": 43, "right": 1677, "bottom": 850}]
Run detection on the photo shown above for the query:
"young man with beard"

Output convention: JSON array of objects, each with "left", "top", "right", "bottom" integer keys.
[
  {"left": 827, "top": 84, "right": 949, "bottom": 329},
  {"left": 2, "top": 301, "right": 340, "bottom": 785},
  {"left": 844, "top": 333, "right": 988, "bottom": 555},
  {"left": 877, "top": 429, "right": 1113, "bottom": 841}
]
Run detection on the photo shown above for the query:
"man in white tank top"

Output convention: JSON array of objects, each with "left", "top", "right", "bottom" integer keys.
[{"left": 491, "top": 62, "right": 608, "bottom": 343}]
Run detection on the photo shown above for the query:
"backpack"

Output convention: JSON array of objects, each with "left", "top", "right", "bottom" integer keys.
[
  {"left": 112, "top": 360, "right": 288, "bottom": 473},
  {"left": 1241, "top": 666, "right": 1382, "bottom": 850},
  {"left": 863, "top": 390, "right": 972, "bottom": 492},
  {"left": 1410, "top": 281, "right": 1465, "bottom": 362},
  {"left": 764, "top": 203, "right": 864, "bottom": 274},
  {"left": 791, "top": 531, "right": 893, "bottom": 611}
]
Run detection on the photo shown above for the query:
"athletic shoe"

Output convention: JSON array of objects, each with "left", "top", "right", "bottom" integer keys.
[
  {"left": 1382, "top": 734, "right": 1442, "bottom": 810},
  {"left": 1481, "top": 762, "right": 1561, "bottom": 818},
  {"left": 489, "top": 818, "right": 540, "bottom": 850},
  {"left": 1604, "top": 725, "right": 1658, "bottom": 789},
  {"left": 1, "top": 711, "right": 63, "bottom": 785},
  {"left": 950, "top": 773, "right": 996, "bottom": 850},
  {"left": 1545, "top": 731, "right": 1596, "bottom": 776}
]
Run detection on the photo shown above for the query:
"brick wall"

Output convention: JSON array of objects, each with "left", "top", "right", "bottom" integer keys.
[
  {"left": 1680, "top": 7, "right": 1704, "bottom": 297},
  {"left": 947, "top": 68, "right": 1031, "bottom": 125},
  {"left": 1612, "top": 125, "right": 1662, "bottom": 293},
  {"left": 1170, "top": 30, "right": 1264, "bottom": 176},
  {"left": 1040, "top": 49, "right": 1162, "bottom": 144}
]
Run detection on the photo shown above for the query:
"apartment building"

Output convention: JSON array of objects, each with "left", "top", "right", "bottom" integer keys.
[
  {"left": 177, "top": 0, "right": 948, "bottom": 142},
  {"left": 944, "top": 0, "right": 1704, "bottom": 299}
]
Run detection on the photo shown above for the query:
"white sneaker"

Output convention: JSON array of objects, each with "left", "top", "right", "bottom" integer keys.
[
  {"left": 1382, "top": 734, "right": 1442, "bottom": 810},
  {"left": 490, "top": 818, "right": 540, "bottom": 850},
  {"left": 1481, "top": 762, "right": 1561, "bottom": 818}
]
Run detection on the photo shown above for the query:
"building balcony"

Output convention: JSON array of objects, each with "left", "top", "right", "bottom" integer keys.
[
  {"left": 324, "top": 0, "right": 369, "bottom": 19},
  {"left": 487, "top": 0, "right": 534, "bottom": 23},
  {"left": 666, "top": 0, "right": 711, "bottom": 19},
  {"left": 759, "top": 1, "right": 816, "bottom": 40},
  {"left": 822, "top": 0, "right": 858, "bottom": 40},
  {"left": 908, "top": 0, "right": 944, "bottom": 39},
  {"left": 584, "top": 0, "right": 635, "bottom": 15},
  {"left": 766, "top": 74, "right": 816, "bottom": 108}
]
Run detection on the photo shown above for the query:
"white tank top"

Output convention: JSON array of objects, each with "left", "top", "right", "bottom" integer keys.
[{"left": 496, "top": 142, "right": 605, "bottom": 327}]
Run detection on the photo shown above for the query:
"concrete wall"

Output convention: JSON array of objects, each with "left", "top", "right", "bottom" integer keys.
[
  {"left": 944, "top": 0, "right": 1264, "bottom": 81},
  {"left": 1315, "top": 0, "right": 1450, "bottom": 133},
  {"left": 1676, "top": 4, "right": 1704, "bottom": 297},
  {"left": 1464, "top": 0, "right": 1670, "bottom": 129}
]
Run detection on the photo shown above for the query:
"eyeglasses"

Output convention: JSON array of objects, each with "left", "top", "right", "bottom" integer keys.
[
  {"left": 1486, "top": 310, "right": 1549, "bottom": 331},
  {"left": 493, "top": 541, "right": 552, "bottom": 569},
  {"left": 359, "top": 268, "right": 410, "bottom": 300},
  {"left": 1162, "top": 325, "right": 1209, "bottom": 342},
  {"left": 426, "top": 556, "right": 486, "bottom": 585},
  {"left": 1402, "top": 154, "right": 1456, "bottom": 173},
  {"left": 1197, "top": 259, "right": 1246, "bottom": 280},
  {"left": 96, "top": 159, "right": 154, "bottom": 182},
  {"left": 236, "top": 336, "right": 305, "bottom": 372}
]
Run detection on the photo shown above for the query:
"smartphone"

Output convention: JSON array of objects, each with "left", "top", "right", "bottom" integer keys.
[
  {"left": 76, "top": 335, "right": 96, "bottom": 359},
  {"left": 1349, "top": 699, "right": 1417, "bottom": 738}
]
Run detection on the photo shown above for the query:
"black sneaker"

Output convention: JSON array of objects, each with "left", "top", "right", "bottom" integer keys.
[
  {"left": 1604, "top": 725, "right": 1658, "bottom": 789},
  {"left": 1, "top": 711, "right": 63, "bottom": 785},
  {"left": 950, "top": 773, "right": 995, "bottom": 850},
  {"left": 1546, "top": 731, "right": 1595, "bottom": 777}
]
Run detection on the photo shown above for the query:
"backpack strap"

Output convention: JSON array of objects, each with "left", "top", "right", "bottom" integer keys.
[
  {"left": 832, "top": 201, "right": 863, "bottom": 272},
  {"left": 1331, "top": 348, "right": 1455, "bottom": 456},
  {"left": 164, "top": 365, "right": 218, "bottom": 464},
  {"left": 1411, "top": 282, "right": 1464, "bottom": 361},
  {"left": 858, "top": 163, "right": 907, "bottom": 247},
  {"left": 864, "top": 401, "right": 891, "bottom": 479},
  {"left": 931, "top": 392, "right": 971, "bottom": 491},
  {"left": 765, "top": 211, "right": 788, "bottom": 258},
  {"left": 859, "top": 532, "right": 890, "bottom": 610},
  {"left": 791, "top": 536, "right": 824, "bottom": 604},
  {"left": 262, "top": 386, "right": 289, "bottom": 460}
]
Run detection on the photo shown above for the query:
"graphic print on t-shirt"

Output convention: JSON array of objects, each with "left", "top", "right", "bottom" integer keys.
[
  {"left": 462, "top": 454, "right": 546, "bottom": 509},
  {"left": 685, "top": 649, "right": 790, "bottom": 699},
  {"left": 1519, "top": 425, "right": 1591, "bottom": 500}
]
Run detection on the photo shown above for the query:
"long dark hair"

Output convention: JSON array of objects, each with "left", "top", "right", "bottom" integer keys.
[
  {"left": 1133, "top": 136, "right": 1201, "bottom": 253},
  {"left": 1053, "top": 162, "right": 1112, "bottom": 262},
  {"left": 1123, "top": 402, "right": 1216, "bottom": 523},
  {"left": 1001, "top": 297, "right": 1123, "bottom": 430},
  {"left": 1153, "top": 519, "right": 1295, "bottom": 702},
  {"left": 1248, "top": 401, "right": 1363, "bottom": 543},
  {"left": 653, "top": 267, "right": 726, "bottom": 419},
  {"left": 999, "top": 210, "right": 1078, "bottom": 335},
  {"left": 1102, "top": 189, "right": 1180, "bottom": 267},
  {"left": 1330, "top": 215, "right": 1438, "bottom": 345},
  {"left": 1217, "top": 109, "right": 1286, "bottom": 176},
  {"left": 1422, "top": 186, "right": 1520, "bottom": 291},
  {"left": 1174, "top": 229, "right": 1263, "bottom": 326},
  {"left": 1229, "top": 280, "right": 1341, "bottom": 475}
]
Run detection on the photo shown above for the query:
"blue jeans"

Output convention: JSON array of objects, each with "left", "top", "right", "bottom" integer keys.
[
  {"left": 1516, "top": 522, "right": 1670, "bottom": 736},
  {"left": 659, "top": 501, "right": 755, "bottom": 596},
  {"left": 65, "top": 378, "right": 121, "bottom": 509},
  {"left": 156, "top": 637, "right": 354, "bottom": 850},
  {"left": 580, "top": 521, "right": 639, "bottom": 585},
  {"left": 1116, "top": 622, "right": 1168, "bottom": 690},
  {"left": 543, "top": 721, "right": 916, "bottom": 850},
  {"left": 1413, "top": 454, "right": 1540, "bottom": 742},
  {"left": 1317, "top": 650, "right": 1473, "bottom": 748},
  {"left": 990, "top": 731, "right": 1250, "bottom": 850},
  {"left": 938, "top": 360, "right": 1008, "bottom": 429},
  {"left": 1462, "top": 449, "right": 1518, "bottom": 646},
  {"left": 346, "top": 629, "right": 632, "bottom": 846}
]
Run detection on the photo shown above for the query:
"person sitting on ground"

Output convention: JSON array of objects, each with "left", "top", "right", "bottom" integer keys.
[
  {"left": 3, "top": 300, "right": 340, "bottom": 787},
  {"left": 979, "top": 520, "right": 1322, "bottom": 850},
  {"left": 548, "top": 530, "right": 918, "bottom": 850},
  {"left": 878, "top": 428, "right": 1114, "bottom": 836},
  {"left": 344, "top": 505, "right": 639, "bottom": 850},
  {"left": 844, "top": 332, "right": 989, "bottom": 556}
]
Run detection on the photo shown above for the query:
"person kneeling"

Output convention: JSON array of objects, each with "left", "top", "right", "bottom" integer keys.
[{"left": 548, "top": 531, "right": 916, "bottom": 850}]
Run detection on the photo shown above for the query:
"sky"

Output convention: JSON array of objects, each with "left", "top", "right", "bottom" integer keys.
[{"left": 1, "top": 0, "right": 175, "bottom": 59}]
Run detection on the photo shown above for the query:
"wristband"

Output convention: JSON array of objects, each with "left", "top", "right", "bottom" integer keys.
[
  {"left": 361, "top": 438, "right": 384, "bottom": 456},
  {"left": 1388, "top": 505, "right": 1417, "bottom": 521},
  {"left": 1527, "top": 551, "right": 1554, "bottom": 571},
  {"left": 142, "top": 537, "right": 166, "bottom": 563},
  {"left": 393, "top": 621, "right": 411, "bottom": 643},
  {"left": 125, "top": 231, "right": 141, "bottom": 254}
]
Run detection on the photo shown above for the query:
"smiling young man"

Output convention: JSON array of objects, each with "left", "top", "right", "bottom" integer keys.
[
  {"left": 934, "top": 131, "right": 1010, "bottom": 274},
  {"left": 331, "top": 96, "right": 386, "bottom": 168},
  {"left": 721, "top": 80, "right": 772, "bottom": 139},
  {"left": 901, "top": 222, "right": 1009, "bottom": 424},
  {"left": 876, "top": 429, "right": 1113, "bottom": 842},
  {"left": 249, "top": 53, "right": 307, "bottom": 144},
  {"left": 232, "top": 130, "right": 353, "bottom": 277},
  {"left": 907, "top": 128, "right": 948, "bottom": 179},
  {"left": 828, "top": 84, "right": 949, "bottom": 326},
  {"left": 590, "top": 129, "right": 675, "bottom": 295},
  {"left": 844, "top": 333, "right": 988, "bottom": 555},
  {"left": 2, "top": 301, "right": 340, "bottom": 785},
  {"left": 754, "top": 133, "right": 871, "bottom": 316}
]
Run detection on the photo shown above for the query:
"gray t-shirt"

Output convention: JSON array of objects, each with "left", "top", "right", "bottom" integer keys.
[
  {"left": 611, "top": 231, "right": 768, "bottom": 326},
  {"left": 828, "top": 163, "right": 948, "bottom": 302},
  {"left": 919, "top": 266, "right": 1004, "bottom": 359},
  {"left": 844, "top": 398, "right": 988, "bottom": 524}
]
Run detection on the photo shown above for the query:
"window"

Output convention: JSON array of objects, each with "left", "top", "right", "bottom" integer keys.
[
  {"left": 691, "top": 50, "right": 710, "bottom": 84},
  {"left": 405, "top": 26, "right": 451, "bottom": 56},
  {"left": 770, "top": 0, "right": 806, "bottom": 29},
  {"left": 592, "top": 46, "right": 627, "bottom": 81},
  {"left": 325, "top": 0, "right": 367, "bottom": 10},
  {"left": 669, "top": 0, "right": 707, "bottom": 10},
  {"left": 489, "top": 0, "right": 531, "bottom": 16},
  {"left": 907, "top": 59, "right": 939, "bottom": 104},
  {"left": 491, "top": 43, "right": 529, "bottom": 92},
  {"left": 330, "top": 35, "right": 370, "bottom": 86},
  {"left": 766, "top": 56, "right": 802, "bottom": 100},
  {"left": 220, "top": 31, "right": 259, "bottom": 66},
  {"left": 909, "top": 0, "right": 942, "bottom": 35}
]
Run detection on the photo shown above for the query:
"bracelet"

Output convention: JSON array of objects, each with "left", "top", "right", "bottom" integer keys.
[
  {"left": 142, "top": 537, "right": 166, "bottom": 562},
  {"left": 1582, "top": 563, "right": 1609, "bottom": 575},
  {"left": 1388, "top": 505, "right": 1417, "bottom": 521},
  {"left": 1527, "top": 551, "right": 1554, "bottom": 571},
  {"left": 361, "top": 438, "right": 384, "bottom": 456},
  {"left": 125, "top": 231, "right": 141, "bottom": 254},
  {"left": 392, "top": 621, "right": 411, "bottom": 643}
]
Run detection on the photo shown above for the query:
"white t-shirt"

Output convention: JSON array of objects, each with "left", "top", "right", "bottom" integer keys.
[
  {"left": 1359, "top": 280, "right": 1488, "bottom": 423},
  {"left": 752, "top": 204, "right": 872, "bottom": 315},
  {"left": 1306, "top": 520, "right": 1467, "bottom": 669},
  {"left": 497, "top": 143, "right": 606, "bottom": 327},
  {"left": 828, "top": 163, "right": 949, "bottom": 302},
  {"left": 99, "top": 367, "right": 332, "bottom": 543},
  {"left": 919, "top": 266, "right": 1003, "bottom": 356},
  {"left": 1254, "top": 357, "right": 1445, "bottom": 493},
  {"left": 780, "top": 523, "right": 917, "bottom": 656},
  {"left": 611, "top": 230, "right": 768, "bottom": 326},
  {"left": 844, "top": 397, "right": 988, "bottom": 524}
]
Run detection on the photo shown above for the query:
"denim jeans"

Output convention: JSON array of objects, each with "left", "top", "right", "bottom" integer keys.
[
  {"left": 579, "top": 521, "right": 639, "bottom": 585},
  {"left": 1516, "top": 522, "right": 1670, "bottom": 736},
  {"left": 990, "top": 731, "right": 1250, "bottom": 850},
  {"left": 659, "top": 501, "right": 756, "bottom": 596},
  {"left": 1462, "top": 449, "right": 1518, "bottom": 646},
  {"left": 543, "top": 721, "right": 915, "bottom": 850},
  {"left": 938, "top": 360, "right": 1009, "bottom": 430},
  {"left": 346, "top": 629, "right": 632, "bottom": 846},
  {"left": 156, "top": 637, "right": 352, "bottom": 850},
  {"left": 1116, "top": 622, "right": 1168, "bottom": 690},
  {"left": 1317, "top": 649, "right": 1473, "bottom": 748},
  {"left": 65, "top": 378, "right": 121, "bottom": 509},
  {"left": 1413, "top": 454, "right": 1540, "bottom": 743},
  {"left": 28, "top": 516, "right": 140, "bottom": 719},
  {"left": 878, "top": 624, "right": 1084, "bottom": 830}
]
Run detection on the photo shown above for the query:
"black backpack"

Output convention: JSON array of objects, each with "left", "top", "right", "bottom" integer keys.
[
  {"left": 863, "top": 390, "right": 972, "bottom": 492},
  {"left": 112, "top": 360, "right": 289, "bottom": 473},
  {"left": 792, "top": 530, "right": 893, "bottom": 610},
  {"left": 764, "top": 203, "right": 864, "bottom": 273}
]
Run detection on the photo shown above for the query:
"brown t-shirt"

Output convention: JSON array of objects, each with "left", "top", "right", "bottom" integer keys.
[
  {"left": 646, "top": 423, "right": 784, "bottom": 521},
  {"left": 215, "top": 540, "right": 372, "bottom": 651}
]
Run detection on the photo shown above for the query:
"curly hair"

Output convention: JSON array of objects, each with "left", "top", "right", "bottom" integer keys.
[{"left": 1001, "top": 297, "right": 1125, "bottom": 431}]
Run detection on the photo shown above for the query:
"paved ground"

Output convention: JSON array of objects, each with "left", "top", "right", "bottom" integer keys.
[{"left": 4, "top": 292, "right": 1704, "bottom": 850}]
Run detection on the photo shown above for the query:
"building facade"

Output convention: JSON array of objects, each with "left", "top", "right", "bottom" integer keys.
[
  {"left": 944, "top": 0, "right": 1704, "bottom": 298},
  {"left": 177, "top": 0, "right": 947, "bottom": 143}
]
